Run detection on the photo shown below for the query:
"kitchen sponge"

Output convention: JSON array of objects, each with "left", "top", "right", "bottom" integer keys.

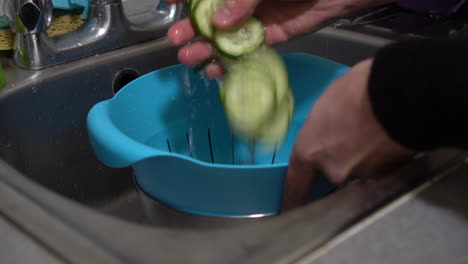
[{"left": 0, "top": 14, "right": 84, "bottom": 50}]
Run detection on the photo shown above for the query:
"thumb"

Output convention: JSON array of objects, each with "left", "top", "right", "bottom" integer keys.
[
  {"left": 281, "top": 148, "right": 319, "bottom": 212},
  {"left": 212, "top": 0, "right": 261, "bottom": 29}
]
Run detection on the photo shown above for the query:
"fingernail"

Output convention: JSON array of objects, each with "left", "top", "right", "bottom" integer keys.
[
  {"left": 212, "top": 7, "right": 232, "bottom": 25},
  {"left": 168, "top": 27, "right": 182, "bottom": 45},
  {"left": 183, "top": 47, "right": 192, "bottom": 57},
  {"left": 173, "top": 28, "right": 183, "bottom": 44},
  {"left": 178, "top": 48, "right": 193, "bottom": 65}
]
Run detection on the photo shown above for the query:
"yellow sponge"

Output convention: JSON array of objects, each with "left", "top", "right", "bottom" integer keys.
[{"left": 0, "top": 14, "right": 84, "bottom": 50}]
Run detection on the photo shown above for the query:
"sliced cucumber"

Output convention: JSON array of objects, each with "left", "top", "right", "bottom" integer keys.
[
  {"left": 256, "top": 90, "right": 293, "bottom": 144},
  {"left": 190, "top": 0, "right": 200, "bottom": 11},
  {"left": 222, "top": 63, "right": 276, "bottom": 137},
  {"left": 219, "top": 80, "right": 226, "bottom": 103},
  {"left": 214, "top": 17, "right": 265, "bottom": 57},
  {"left": 244, "top": 46, "right": 289, "bottom": 104},
  {"left": 192, "top": 0, "right": 224, "bottom": 39},
  {"left": 222, "top": 48, "right": 294, "bottom": 142},
  {"left": 188, "top": 0, "right": 294, "bottom": 145},
  {"left": 188, "top": 0, "right": 202, "bottom": 16},
  {"left": 260, "top": 47, "right": 290, "bottom": 104}
]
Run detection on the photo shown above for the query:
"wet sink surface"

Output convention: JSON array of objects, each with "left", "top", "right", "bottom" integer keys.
[{"left": 0, "top": 10, "right": 467, "bottom": 263}]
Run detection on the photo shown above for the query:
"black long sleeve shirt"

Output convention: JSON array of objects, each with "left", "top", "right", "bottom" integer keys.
[{"left": 368, "top": 37, "right": 468, "bottom": 151}]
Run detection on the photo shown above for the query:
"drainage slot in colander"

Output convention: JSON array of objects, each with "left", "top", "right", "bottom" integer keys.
[
  {"left": 231, "top": 133, "right": 235, "bottom": 164},
  {"left": 271, "top": 144, "right": 278, "bottom": 164},
  {"left": 208, "top": 128, "right": 214, "bottom": 163},
  {"left": 150, "top": 125, "right": 284, "bottom": 166},
  {"left": 166, "top": 140, "right": 172, "bottom": 152},
  {"left": 166, "top": 128, "right": 217, "bottom": 163},
  {"left": 185, "top": 132, "right": 193, "bottom": 157}
]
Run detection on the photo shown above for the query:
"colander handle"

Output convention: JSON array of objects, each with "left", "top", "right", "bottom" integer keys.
[{"left": 87, "top": 101, "right": 164, "bottom": 168}]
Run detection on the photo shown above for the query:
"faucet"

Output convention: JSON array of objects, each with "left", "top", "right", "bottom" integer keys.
[{"left": 4, "top": 0, "right": 184, "bottom": 70}]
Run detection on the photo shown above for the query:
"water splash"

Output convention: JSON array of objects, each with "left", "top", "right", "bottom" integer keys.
[{"left": 183, "top": 66, "right": 196, "bottom": 154}]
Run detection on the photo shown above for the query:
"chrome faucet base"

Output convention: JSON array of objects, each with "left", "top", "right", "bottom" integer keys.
[{"left": 7, "top": 0, "right": 183, "bottom": 70}]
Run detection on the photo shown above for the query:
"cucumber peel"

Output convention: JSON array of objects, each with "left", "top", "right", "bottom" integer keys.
[{"left": 192, "top": 0, "right": 224, "bottom": 39}]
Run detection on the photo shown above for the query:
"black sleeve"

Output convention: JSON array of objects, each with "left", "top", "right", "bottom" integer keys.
[{"left": 368, "top": 37, "right": 468, "bottom": 151}]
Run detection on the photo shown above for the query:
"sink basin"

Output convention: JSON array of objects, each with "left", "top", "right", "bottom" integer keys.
[
  {"left": 0, "top": 39, "right": 178, "bottom": 223},
  {"left": 1, "top": 8, "right": 467, "bottom": 263}
]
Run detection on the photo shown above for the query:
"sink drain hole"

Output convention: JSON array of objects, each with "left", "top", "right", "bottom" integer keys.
[{"left": 113, "top": 68, "right": 141, "bottom": 94}]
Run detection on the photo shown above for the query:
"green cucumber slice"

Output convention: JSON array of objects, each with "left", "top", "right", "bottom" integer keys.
[
  {"left": 222, "top": 63, "right": 276, "bottom": 137},
  {"left": 219, "top": 80, "right": 226, "bottom": 103},
  {"left": 192, "top": 0, "right": 224, "bottom": 40},
  {"left": 247, "top": 46, "right": 290, "bottom": 104},
  {"left": 188, "top": 0, "right": 201, "bottom": 16},
  {"left": 190, "top": 0, "right": 200, "bottom": 10},
  {"left": 214, "top": 17, "right": 265, "bottom": 57},
  {"left": 257, "top": 90, "right": 294, "bottom": 144}
]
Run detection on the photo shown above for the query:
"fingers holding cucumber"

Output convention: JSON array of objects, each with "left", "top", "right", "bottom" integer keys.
[
  {"left": 190, "top": 0, "right": 265, "bottom": 59},
  {"left": 168, "top": 0, "right": 266, "bottom": 77}
]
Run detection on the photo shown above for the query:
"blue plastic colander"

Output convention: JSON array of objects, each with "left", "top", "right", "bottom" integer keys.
[{"left": 87, "top": 53, "right": 349, "bottom": 217}]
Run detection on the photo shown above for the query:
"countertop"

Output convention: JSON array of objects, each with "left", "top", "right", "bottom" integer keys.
[
  {"left": 1, "top": 215, "right": 62, "bottom": 264},
  {"left": 4, "top": 160, "right": 468, "bottom": 264},
  {"left": 305, "top": 160, "right": 468, "bottom": 264}
]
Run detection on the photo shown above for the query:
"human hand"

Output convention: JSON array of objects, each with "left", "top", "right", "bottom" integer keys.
[
  {"left": 282, "top": 59, "right": 416, "bottom": 211},
  {"left": 166, "top": 0, "right": 396, "bottom": 78}
]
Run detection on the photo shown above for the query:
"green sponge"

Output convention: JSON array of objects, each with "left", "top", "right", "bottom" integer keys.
[{"left": 0, "top": 9, "right": 82, "bottom": 30}]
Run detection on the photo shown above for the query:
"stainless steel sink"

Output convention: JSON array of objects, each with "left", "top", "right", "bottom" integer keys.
[
  {"left": 1, "top": 6, "right": 467, "bottom": 263},
  {"left": 0, "top": 28, "right": 388, "bottom": 224},
  {"left": 0, "top": 25, "right": 395, "bottom": 224}
]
